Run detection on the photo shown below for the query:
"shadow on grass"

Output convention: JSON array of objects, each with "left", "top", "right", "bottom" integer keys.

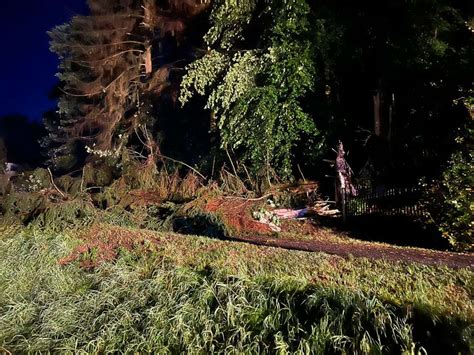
[{"left": 320, "top": 215, "right": 451, "bottom": 250}]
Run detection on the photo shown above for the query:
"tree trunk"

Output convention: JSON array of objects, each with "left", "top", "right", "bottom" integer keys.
[
  {"left": 373, "top": 91, "right": 382, "bottom": 137},
  {"left": 388, "top": 92, "right": 395, "bottom": 152}
]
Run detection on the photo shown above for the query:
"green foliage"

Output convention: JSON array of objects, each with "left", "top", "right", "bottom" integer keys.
[
  {"left": 55, "top": 175, "right": 82, "bottom": 195},
  {"left": 180, "top": 0, "right": 319, "bottom": 179},
  {"left": 179, "top": 50, "right": 231, "bottom": 104},
  {"left": 440, "top": 149, "right": 474, "bottom": 250},
  {"left": 0, "top": 228, "right": 472, "bottom": 353},
  {"left": 204, "top": 0, "right": 258, "bottom": 49},
  {"left": 2, "top": 192, "right": 96, "bottom": 232},
  {"left": 1, "top": 191, "right": 45, "bottom": 224},
  {"left": 82, "top": 163, "right": 114, "bottom": 188},
  {"left": 24, "top": 168, "right": 52, "bottom": 192},
  {"left": 421, "top": 118, "right": 474, "bottom": 251},
  {"left": 44, "top": 0, "right": 472, "bottom": 193},
  {"left": 33, "top": 198, "right": 97, "bottom": 232}
]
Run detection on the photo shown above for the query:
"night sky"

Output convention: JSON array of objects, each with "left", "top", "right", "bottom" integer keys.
[{"left": 0, "top": 0, "right": 87, "bottom": 122}]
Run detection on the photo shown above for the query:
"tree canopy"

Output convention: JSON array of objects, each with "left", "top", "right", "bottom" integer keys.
[{"left": 48, "top": 0, "right": 473, "bottom": 184}]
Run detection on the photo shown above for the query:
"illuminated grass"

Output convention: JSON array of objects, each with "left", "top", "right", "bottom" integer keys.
[{"left": 0, "top": 226, "right": 472, "bottom": 353}]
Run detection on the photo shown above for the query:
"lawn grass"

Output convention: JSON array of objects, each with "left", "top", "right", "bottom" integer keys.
[{"left": 0, "top": 224, "right": 472, "bottom": 353}]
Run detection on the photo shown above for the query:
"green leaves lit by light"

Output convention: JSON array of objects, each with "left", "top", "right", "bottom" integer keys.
[{"left": 180, "top": 0, "right": 320, "bottom": 178}]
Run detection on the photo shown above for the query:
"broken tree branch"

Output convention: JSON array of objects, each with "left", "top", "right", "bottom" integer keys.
[{"left": 48, "top": 168, "right": 66, "bottom": 199}]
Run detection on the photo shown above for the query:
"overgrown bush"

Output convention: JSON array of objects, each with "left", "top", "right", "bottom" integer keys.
[{"left": 421, "top": 122, "right": 473, "bottom": 252}]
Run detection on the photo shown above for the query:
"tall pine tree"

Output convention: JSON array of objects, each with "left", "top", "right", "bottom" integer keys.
[{"left": 47, "top": 0, "right": 210, "bottom": 170}]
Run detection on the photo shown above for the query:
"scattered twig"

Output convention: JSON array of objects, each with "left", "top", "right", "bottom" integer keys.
[
  {"left": 60, "top": 66, "right": 139, "bottom": 97},
  {"left": 242, "top": 163, "right": 254, "bottom": 187},
  {"left": 158, "top": 154, "right": 206, "bottom": 180},
  {"left": 225, "top": 148, "right": 238, "bottom": 177},
  {"left": 297, "top": 164, "right": 306, "bottom": 182},
  {"left": 80, "top": 166, "right": 85, "bottom": 193},
  {"left": 223, "top": 193, "right": 273, "bottom": 201},
  {"left": 211, "top": 156, "right": 216, "bottom": 178},
  {"left": 47, "top": 168, "right": 66, "bottom": 199},
  {"left": 83, "top": 186, "right": 104, "bottom": 192}
]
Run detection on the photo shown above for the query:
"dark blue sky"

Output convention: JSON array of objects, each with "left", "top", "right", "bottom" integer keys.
[{"left": 0, "top": 0, "right": 87, "bottom": 122}]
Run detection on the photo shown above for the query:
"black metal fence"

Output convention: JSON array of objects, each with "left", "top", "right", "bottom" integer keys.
[{"left": 344, "top": 185, "right": 424, "bottom": 218}]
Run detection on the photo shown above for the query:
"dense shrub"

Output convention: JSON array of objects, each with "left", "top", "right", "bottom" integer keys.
[{"left": 421, "top": 122, "right": 473, "bottom": 252}]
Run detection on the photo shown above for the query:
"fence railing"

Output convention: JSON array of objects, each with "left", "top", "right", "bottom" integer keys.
[{"left": 344, "top": 185, "right": 424, "bottom": 218}]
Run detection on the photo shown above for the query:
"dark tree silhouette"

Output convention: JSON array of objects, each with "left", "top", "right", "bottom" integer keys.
[{"left": 0, "top": 115, "right": 45, "bottom": 166}]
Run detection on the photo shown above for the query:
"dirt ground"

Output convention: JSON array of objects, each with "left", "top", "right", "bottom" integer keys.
[{"left": 227, "top": 232, "right": 474, "bottom": 269}]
